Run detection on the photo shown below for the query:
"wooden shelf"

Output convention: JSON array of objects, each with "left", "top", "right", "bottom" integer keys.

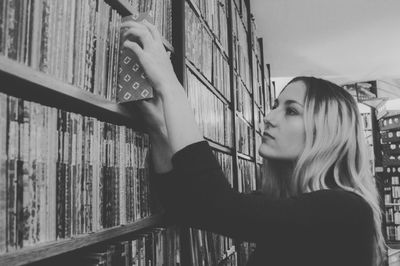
[
  {"left": 237, "top": 152, "right": 254, "bottom": 161},
  {"left": 185, "top": 58, "right": 231, "bottom": 106},
  {"left": 388, "top": 242, "right": 400, "bottom": 250},
  {"left": 236, "top": 111, "right": 253, "bottom": 128},
  {"left": 106, "top": 0, "right": 174, "bottom": 53},
  {"left": 233, "top": 68, "right": 253, "bottom": 96},
  {"left": 206, "top": 138, "right": 234, "bottom": 154},
  {"left": 0, "top": 56, "right": 146, "bottom": 128},
  {"left": 0, "top": 214, "right": 165, "bottom": 266}
]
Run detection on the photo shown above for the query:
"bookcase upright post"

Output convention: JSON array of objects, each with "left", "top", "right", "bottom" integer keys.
[
  {"left": 227, "top": 0, "right": 240, "bottom": 195},
  {"left": 171, "top": 0, "right": 193, "bottom": 265}
]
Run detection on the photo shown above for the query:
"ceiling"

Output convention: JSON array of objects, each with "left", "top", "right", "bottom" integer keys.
[{"left": 251, "top": 0, "right": 400, "bottom": 96}]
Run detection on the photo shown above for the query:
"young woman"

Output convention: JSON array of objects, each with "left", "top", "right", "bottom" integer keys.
[{"left": 121, "top": 20, "right": 385, "bottom": 266}]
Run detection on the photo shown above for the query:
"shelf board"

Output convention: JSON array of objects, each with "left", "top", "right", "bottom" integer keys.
[
  {"left": 185, "top": 58, "right": 231, "bottom": 106},
  {"left": 105, "top": 0, "right": 174, "bottom": 53},
  {"left": 234, "top": 69, "right": 253, "bottom": 96},
  {"left": 388, "top": 242, "right": 400, "bottom": 250},
  {"left": 237, "top": 152, "right": 254, "bottom": 161},
  {"left": 206, "top": 138, "right": 233, "bottom": 154},
  {"left": 214, "top": 39, "right": 229, "bottom": 62},
  {"left": 236, "top": 111, "right": 253, "bottom": 128},
  {"left": 0, "top": 213, "right": 165, "bottom": 266},
  {"left": 0, "top": 56, "right": 146, "bottom": 128}
]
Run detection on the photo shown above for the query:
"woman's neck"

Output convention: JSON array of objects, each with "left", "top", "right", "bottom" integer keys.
[{"left": 271, "top": 159, "right": 295, "bottom": 180}]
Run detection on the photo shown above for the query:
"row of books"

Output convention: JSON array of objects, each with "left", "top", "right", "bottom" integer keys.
[
  {"left": 185, "top": 1, "right": 213, "bottom": 82},
  {"left": 255, "top": 133, "right": 263, "bottom": 164},
  {"left": 231, "top": 2, "right": 251, "bottom": 91},
  {"left": 236, "top": 117, "right": 255, "bottom": 157},
  {"left": 384, "top": 155, "right": 400, "bottom": 166},
  {"left": 381, "top": 130, "right": 400, "bottom": 143},
  {"left": 186, "top": 69, "right": 233, "bottom": 147},
  {"left": 0, "top": 0, "right": 174, "bottom": 102},
  {"left": 385, "top": 202, "right": 400, "bottom": 224},
  {"left": 0, "top": 93, "right": 153, "bottom": 253},
  {"left": 213, "top": 150, "right": 234, "bottom": 188},
  {"left": 213, "top": 42, "right": 231, "bottom": 101},
  {"left": 253, "top": 54, "right": 265, "bottom": 110},
  {"left": 185, "top": 1, "right": 231, "bottom": 102},
  {"left": 250, "top": 18, "right": 262, "bottom": 63},
  {"left": 385, "top": 184, "right": 400, "bottom": 201},
  {"left": 380, "top": 117, "right": 400, "bottom": 167},
  {"left": 236, "top": 75, "right": 253, "bottom": 124},
  {"left": 255, "top": 109, "right": 263, "bottom": 134},
  {"left": 380, "top": 115, "right": 400, "bottom": 131},
  {"left": 189, "top": 228, "right": 235, "bottom": 266},
  {"left": 385, "top": 167, "right": 400, "bottom": 174},
  {"left": 380, "top": 115, "right": 400, "bottom": 241},
  {"left": 232, "top": 0, "right": 248, "bottom": 33},
  {"left": 72, "top": 227, "right": 180, "bottom": 266},
  {"left": 237, "top": 158, "right": 256, "bottom": 193},
  {"left": 125, "top": 0, "right": 173, "bottom": 44},
  {"left": 0, "top": 0, "right": 123, "bottom": 100},
  {"left": 192, "top": 0, "right": 229, "bottom": 53},
  {"left": 382, "top": 143, "right": 400, "bottom": 155},
  {"left": 387, "top": 225, "right": 400, "bottom": 241},
  {"left": 255, "top": 163, "right": 263, "bottom": 190}
]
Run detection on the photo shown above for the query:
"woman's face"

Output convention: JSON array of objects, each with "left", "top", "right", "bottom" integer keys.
[{"left": 259, "top": 81, "right": 307, "bottom": 161}]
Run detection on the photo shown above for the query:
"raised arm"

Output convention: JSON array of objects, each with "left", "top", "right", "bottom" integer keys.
[{"left": 122, "top": 19, "right": 203, "bottom": 156}]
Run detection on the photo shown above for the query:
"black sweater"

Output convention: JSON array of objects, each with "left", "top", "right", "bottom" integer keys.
[{"left": 153, "top": 141, "right": 374, "bottom": 266}]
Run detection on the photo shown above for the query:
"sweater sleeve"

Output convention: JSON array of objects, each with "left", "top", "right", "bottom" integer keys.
[{"left": 153, "top": 141, "right": 373, "bottom": 243}]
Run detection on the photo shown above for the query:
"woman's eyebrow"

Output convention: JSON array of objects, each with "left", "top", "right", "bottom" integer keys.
[{"left": 284, "top": 99, "right": 304, "bottom": 107}]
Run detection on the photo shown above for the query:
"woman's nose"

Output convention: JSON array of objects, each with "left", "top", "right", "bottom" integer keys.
[{"left": 263, "top": 109, "right": 278, "bottom": 128}]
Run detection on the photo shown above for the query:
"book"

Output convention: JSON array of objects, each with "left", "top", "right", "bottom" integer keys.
[{"left": 117, "top": 13, "right": 154, "bottom": 103}]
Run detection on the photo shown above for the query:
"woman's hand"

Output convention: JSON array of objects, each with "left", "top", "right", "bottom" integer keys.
[
  {"left": 121, "top": 19, "right": 182, "bottom": 97},
  {"left": 121, "top": 18, "right": 204, "bottom": 154}
]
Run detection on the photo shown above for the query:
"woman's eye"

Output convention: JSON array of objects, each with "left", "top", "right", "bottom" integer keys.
[
  {"left": 286, "top": 108, "right": 298, "bottom": 115},
  {"left": 272, "top": 103, "right": 278, "bottom": 110}
]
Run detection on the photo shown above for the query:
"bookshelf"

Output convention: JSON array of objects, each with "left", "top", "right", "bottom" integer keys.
[
  {"left": 0, "top": 0, "right": 272, "bottom": 265},
  {"left": 0, "top": 213, "right": 165, "bottom": 266},
  {"left": 380, "top": 113, "right": 400, "bottom": 247}
]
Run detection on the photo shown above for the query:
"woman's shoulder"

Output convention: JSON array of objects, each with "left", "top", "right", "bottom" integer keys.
[{"left": 301, "top": 189, "right": 373, "bottom": 223}]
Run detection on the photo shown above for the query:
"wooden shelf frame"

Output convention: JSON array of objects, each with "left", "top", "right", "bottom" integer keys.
[
  {"left": 0, "top": 214, "right": 165, "bottom": 266},
  {"left": 186, "top": 58, "right": 232, "bottom": 106},
  {"left": 0, "top": 0, "right": 272, "bottom": 265},
  {"left": 0, "top": 56, "right": 145, "bottom": 128}
]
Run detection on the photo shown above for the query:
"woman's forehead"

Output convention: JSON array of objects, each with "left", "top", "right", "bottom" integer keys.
[{"left": 278, "top": 81, "right": 307, "bottom": 104}]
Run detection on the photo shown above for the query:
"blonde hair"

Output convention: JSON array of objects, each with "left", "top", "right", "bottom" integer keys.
[{"left": 261, "top": 76, "right": 385, "bottom": 265}]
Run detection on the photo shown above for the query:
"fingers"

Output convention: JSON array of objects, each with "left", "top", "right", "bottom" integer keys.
[
  {"left": 142, "top": 20, "right": 162, "bottom": 44},
  {"left": 122, "top": 26, "right": 153, "bottom": 50},
  {"left": 121, "top": 20, "right": 164, "bottom": 50},
  {"left": 123, "top": 40, "right": 144, "bottom": 58}
]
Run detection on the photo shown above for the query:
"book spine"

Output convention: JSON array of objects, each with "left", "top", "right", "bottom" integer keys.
[
  {"left": 21, "top": 100, "right": 31, "bottom": 247},
  {"left": 0, "top": 93, "right": 7, "bottom": 253}
]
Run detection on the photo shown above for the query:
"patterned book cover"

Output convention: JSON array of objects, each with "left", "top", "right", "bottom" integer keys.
[{"left": 117, "top": 12, "right": 155, "bottom": 103}]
